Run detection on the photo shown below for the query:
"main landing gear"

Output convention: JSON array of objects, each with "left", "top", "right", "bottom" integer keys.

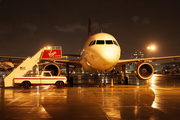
[
  {"left": 117, "top": 64, "right": 129, "bottom": 85},
  {"left": 122, "top": 64, "right": 129, "bottom": 85},
  {"left": 98, "top": 65, "right": 129, "bottom": 87},
  {"left": 117, "top": 74, "right": 129, "bottom": 85},
  {"left": 124, "top": 76, "right": 128, "bottom": 85},
  {"left": 66, "top": 64, "right": 76, "bottom": 87}
]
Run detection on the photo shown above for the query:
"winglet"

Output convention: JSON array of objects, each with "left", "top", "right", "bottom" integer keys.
[{"left": 88, "top": 18, "right": 91, "bottom": 38}]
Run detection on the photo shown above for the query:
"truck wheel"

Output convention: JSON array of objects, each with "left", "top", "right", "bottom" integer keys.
[
  {"left": 56, "top": 81, "right": 64, "bottom": 88},
  {"left": 22, "top": 81, "right": 31, "bottom": 89}
]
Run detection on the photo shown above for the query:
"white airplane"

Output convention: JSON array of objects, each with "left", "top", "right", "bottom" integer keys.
[
  {"left": 1, "top": 19, "right": 180, "bottom": 86},
  {"left": 52, "top": 19, "right": 180, "bottom": 86}
]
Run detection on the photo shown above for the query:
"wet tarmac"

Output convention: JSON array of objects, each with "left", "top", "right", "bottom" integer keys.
[{"left": 1, "top": 74, "right": 180, "bottom": 120}]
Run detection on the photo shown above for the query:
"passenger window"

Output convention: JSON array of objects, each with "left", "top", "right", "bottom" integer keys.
[
  {"left": 89, "top": 41, "right": 94, "bottom": 46},
  {"left": 106, "top": 40, "right": 113, "bottom": 44},
  {"left": 96, "top": 40, "right": 104, "bottom": 44},
  {"left": 113, "top": 41, "right": 119, "bottom": 46}
]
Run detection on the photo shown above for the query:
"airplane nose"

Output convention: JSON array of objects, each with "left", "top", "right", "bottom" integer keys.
[
  {"left": 85, "top": 45, "right": 120, "bottom": 70},
  {"left": 100, "top": 46, "right": 120, "bottom": 63}
]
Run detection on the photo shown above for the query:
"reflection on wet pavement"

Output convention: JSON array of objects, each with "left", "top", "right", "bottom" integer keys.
[
  {"left": 149, "top": 75, "right": 180, "bottom": 119},
  {"left": 0, "top": 75, "right": 180, "bottom": 119}
]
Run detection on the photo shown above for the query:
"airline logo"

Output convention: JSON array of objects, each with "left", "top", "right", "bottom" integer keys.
[{"left": 41, "top": 49, "right": 61, "bottom": 59}]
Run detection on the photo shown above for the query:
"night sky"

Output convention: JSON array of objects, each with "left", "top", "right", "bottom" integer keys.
[{"left": 0, "top": 0, "right": 180, "bottom": 60}]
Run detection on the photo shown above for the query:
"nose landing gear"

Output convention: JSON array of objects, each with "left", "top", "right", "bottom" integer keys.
[{"left": 98, "top": 72, "right": 106, "bottom": 87}]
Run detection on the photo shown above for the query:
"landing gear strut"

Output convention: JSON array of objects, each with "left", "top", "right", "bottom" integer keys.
[
  {"left": 98, "top": 72, "right": 106, "bottom": 87},
  {"left": 66, "top": 64, "right": 76, "bottom": 87},
  {"left": 122, "top": 64, "right": 128, "bottom": 85},
  {"left": 117, "top": 64, "right": 128, "bottom": 85}
]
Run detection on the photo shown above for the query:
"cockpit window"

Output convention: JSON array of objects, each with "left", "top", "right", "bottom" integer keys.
[
  {"left": 89, "top": 40, "right": 119, "bottom": 46},
  {"left": 89, "top": 40, "right": 96, "bottom": 46},
  {"left": 106, "top": 40, "right": 113, "bottom": 44},
  {"left": 113, "top": 40, "right": 119, "bottom": 46},
  {"left": 91, "top": 40, "right": 96, "bottom": 45},
  {"left": 88, "top": 41, "right": 94, "bottom": 46},
  {"left": 96, "top": 40, "right": 104, "bottom": 44}
]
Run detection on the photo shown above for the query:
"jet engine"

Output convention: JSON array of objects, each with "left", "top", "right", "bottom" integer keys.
[
  {"left": 135, "top": 62, "right": 154, "bottom": 80},
  {"left": 43, "top": 63, "right": 60, "bottom": 76}
]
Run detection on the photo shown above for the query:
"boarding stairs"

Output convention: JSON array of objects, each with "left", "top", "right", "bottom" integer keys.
[{"left": 4, "top": 48, "right": 44, "bottom": 87}]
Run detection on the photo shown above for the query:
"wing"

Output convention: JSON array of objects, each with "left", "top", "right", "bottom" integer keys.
[
  {"left": 0, "top": 56, "right": 27, "bottom": 60},
  {"left": 41, "top": 59, "right": 81, "bottom": 67},
  {"left": 55, "top": 60, "right": 81, "bottom": 67},
  {"left": 117, "top": 55, "right": 180, "bottom": 65},
  {"left": 62, "top": 54, "right": 81, "bottom": 58}
]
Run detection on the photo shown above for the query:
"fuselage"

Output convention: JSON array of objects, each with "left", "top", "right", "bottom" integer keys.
[{"left": 80, "top": 33, "right": 121, "bottom": 73}]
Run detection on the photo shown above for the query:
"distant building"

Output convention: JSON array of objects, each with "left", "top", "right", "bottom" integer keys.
[
  {"left": 127, "top": 49, "right": 146, "bottom": 72},
  {"left": 131, "top": 49, "right": 145, "bottom": 59}
]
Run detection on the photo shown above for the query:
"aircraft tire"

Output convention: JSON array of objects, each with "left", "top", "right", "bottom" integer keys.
[
  {"left": 70, "top": 77, "right": 73, "bottom": 87},
  {"left": 118, "top": 77, "right": 122, "bottom": 84},
  {"left": 124, "top": 76, "right": 128, "bottom": 85}
]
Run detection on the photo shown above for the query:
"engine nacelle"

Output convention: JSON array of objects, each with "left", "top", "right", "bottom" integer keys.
[
  {"left": 43, "top": 63, "right": 60, "bottom": 76},
  {"left": 135, "top": 62, "right": 154, "bottom": 80}
]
